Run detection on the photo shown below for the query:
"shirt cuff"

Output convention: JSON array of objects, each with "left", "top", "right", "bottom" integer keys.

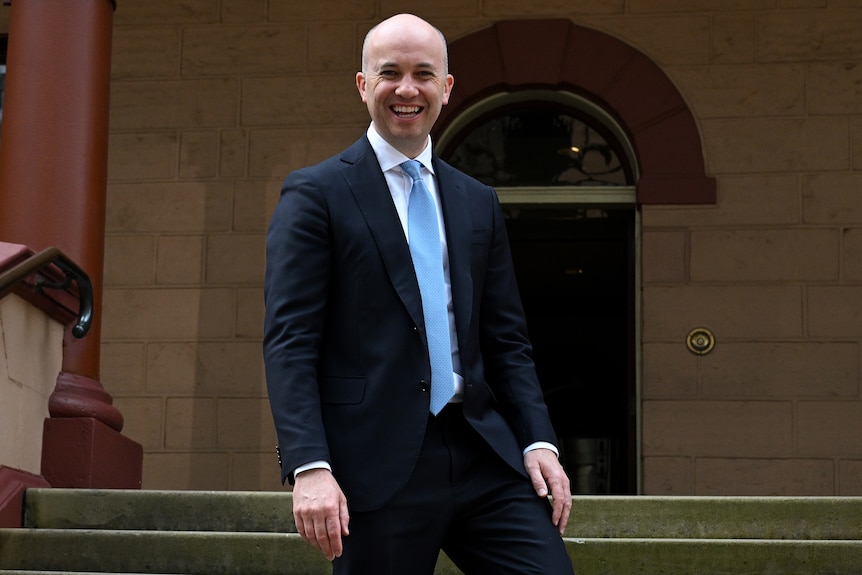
[
  {"left": 293, "top": 460, "right": 332, "bottom": 477},
  {"left": 523, "top": 441, "right": 560, "bottom": 457}
]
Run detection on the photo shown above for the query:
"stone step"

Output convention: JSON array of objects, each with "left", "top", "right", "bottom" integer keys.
[
  {"left": 24, "top": 489, "right": 862, "bottom": 540},
  {"left": 24, "top": 489, "right": 295, "bottom": 533},
  {"left": 575, "top": 495, "right": 862, "bottom": 540},
  {"left": 1, "top": 529, "right": 862, "bottom": 575},
  {"left": 0, "top": 572, "right": 188, "bottom": 575},
  {"left": 0, "top": 530, "right": 327, "bottom": 575}
]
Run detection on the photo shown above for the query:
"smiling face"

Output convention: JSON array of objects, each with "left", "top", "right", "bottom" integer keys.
[{"left": 356, "top": 14, "right": 454, "bottom": 158}]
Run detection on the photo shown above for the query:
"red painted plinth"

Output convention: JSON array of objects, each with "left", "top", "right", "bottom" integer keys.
[
  {"left": 41, "top": 418, "right": 143, "bottom": 489},
  {"left": 0, "top": 466, "right": 50, "bottom": 528}
]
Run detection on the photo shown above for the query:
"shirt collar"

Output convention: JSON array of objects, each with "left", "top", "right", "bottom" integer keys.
[{"left": 366, "top": 123, "right": 435, "bottom": 175}]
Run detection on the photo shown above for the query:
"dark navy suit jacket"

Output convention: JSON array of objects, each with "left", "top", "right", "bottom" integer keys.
[{"left": 263, "top": 136, "right": 557, "bottom": 512}]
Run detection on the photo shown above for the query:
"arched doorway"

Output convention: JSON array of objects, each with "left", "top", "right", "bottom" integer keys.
[
  {"left": 439, "top": 90, "right": 637, "bottom": 494},
  {"left": 433, "top": 20, "right": 716, "bottom": 494}
]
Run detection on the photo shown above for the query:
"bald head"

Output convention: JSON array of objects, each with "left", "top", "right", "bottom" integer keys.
[{"left": 361, "top": 14, "right": 449, "bottom": 75}]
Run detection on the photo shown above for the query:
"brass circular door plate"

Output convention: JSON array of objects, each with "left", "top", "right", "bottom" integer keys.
[{"left": 686, "top": 327, "right": 715, "bottom": 355}]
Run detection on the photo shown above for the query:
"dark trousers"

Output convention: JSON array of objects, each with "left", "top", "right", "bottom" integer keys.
[{"left": 333, "top": 404, "right": 575, "bottom": 575}]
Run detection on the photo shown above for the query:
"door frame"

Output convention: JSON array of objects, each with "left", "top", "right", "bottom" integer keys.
[
  {"left": 437, "top": 88, "right": 642, "bottom": 493},
  {"left": 501, "top": 200, "right": 642, "bottom": 494}
]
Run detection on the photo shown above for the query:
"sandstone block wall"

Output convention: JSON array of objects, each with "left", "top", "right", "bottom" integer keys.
[
  {"left": 3, "top": 0, "right": 860, "bottom": 494},
  {"left": 640, "top": 4, "right": 862, "bottom": 494}
]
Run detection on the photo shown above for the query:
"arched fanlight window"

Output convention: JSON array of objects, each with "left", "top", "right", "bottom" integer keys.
[{"left": 437, "top": 90, "right": 638, "bottom": 204}]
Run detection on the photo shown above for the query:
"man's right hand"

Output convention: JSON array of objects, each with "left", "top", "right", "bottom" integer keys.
[{"left": 292, "top": 468, "right": 350, "bottom": 561}]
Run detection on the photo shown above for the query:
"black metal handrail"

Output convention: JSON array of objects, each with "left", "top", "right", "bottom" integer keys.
[{"left": 0, "top": 247, "right": 93, "bottom": 338}]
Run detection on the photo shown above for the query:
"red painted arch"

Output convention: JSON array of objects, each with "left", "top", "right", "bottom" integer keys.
[{"left": 434, "top": 19, "right": 716, "bottom": 205}]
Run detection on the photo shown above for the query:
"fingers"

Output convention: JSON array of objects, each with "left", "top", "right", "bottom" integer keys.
[
  {"left": 340, "top": 493, "right": 351, "bottom": 536},
  {"left": 524, "top": 452, "right": 549, "bottom": 497},
  {"left": 292, "top": 469, "right": 350, "bottom": 561},
  {"left": 310, "top": 514, "right": 343, "bottom": 560},
  {"left": 524, "top": 449, "right": 572, "bottom": 536},
  {"left": 296, "top": 499, "right": 345, "bottom": 560},
  {"left": 526, "top": 466, "right": 549, "bottom": 498},
  {"left": 547, "top": 474, "right": 572, "bottom": 535}
]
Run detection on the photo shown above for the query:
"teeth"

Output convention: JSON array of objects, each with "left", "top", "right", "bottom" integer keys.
[{"left": 393, "top": 105, "right": 420, "bottom": 114}]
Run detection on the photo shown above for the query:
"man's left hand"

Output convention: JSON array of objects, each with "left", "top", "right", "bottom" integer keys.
[{"left": 524, "top": 448, "right": 572, "bottom": 536}]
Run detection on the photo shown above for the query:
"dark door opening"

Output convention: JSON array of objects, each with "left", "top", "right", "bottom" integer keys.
[{"left": 505, "top": 206, "right": 636, "bottom": 494}]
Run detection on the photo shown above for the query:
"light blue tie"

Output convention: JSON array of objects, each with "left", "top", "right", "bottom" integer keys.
[{"left": 402, "top": 160, "right": 455, "bottom": 415}]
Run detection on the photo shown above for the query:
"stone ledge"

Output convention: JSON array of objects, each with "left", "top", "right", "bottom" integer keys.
[
  {"left": 2, "top": 529, "right": 862, "bottom": 575},
  {"left": 24, "top": 489, "right": 862, "bottom": 539}
]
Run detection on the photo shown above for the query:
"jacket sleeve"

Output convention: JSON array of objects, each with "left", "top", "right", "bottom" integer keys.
[
  {"left": 263, "top": 168, "right": 332, "bottom": 484},
  {"left": 476, "top": 190, "right": 559, "bottom": 451}
]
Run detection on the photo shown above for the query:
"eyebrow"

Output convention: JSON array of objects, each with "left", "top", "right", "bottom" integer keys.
[{"left": 378, "top": 61, "right": 439, "bottom": 72}]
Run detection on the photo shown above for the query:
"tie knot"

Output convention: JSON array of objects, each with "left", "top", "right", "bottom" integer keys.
[{"left": 400, "top": 160, "right": 423, "bottom": 182}]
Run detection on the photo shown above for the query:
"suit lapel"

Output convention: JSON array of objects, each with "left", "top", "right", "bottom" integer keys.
[
  {"left": 340, "top": 139, "right": 474, "bottom": 347},
  {"left": 435, "top": 158, "right": 473, "bottom": 349},
  {"left": 341, "top": 138, "right": 425, "bottom": 332}
]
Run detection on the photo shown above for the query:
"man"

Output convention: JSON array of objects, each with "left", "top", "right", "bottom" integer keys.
[{"left": 263, "top": 13, "right": 574, "bottom": 575}]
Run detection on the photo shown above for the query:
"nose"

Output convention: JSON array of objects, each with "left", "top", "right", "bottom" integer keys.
[{"left": 394, "top": 76, "right": 419, "bottom": 98}]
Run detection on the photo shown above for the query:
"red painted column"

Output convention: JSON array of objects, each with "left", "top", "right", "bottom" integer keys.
[{"left": 0, "top": 0, "right": 141, "bottom": 488}]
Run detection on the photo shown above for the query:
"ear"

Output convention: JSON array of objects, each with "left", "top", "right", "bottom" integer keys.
[
  {"left": 356, "top": 72, "right": 368, "bottom": 102},
  {"left": 442, "top": 74, "right": 454, "bottom": 106}
]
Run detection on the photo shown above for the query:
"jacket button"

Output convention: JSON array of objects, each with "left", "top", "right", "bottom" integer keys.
[{"left": 418, "top": 380, "right": 429, "bottom": 392}]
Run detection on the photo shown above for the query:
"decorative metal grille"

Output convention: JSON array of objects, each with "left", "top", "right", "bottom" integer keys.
[{"left": 443, "top": 106, "right": 631, "bottom": 188}]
